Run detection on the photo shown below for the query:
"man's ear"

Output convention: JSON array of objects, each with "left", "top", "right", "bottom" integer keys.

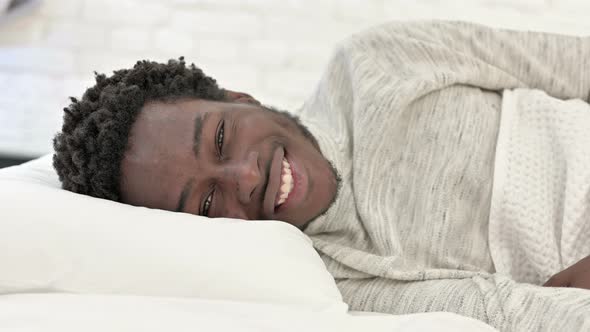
[{"left": 224, "top": 90, "right": 261, "bottom": 105}]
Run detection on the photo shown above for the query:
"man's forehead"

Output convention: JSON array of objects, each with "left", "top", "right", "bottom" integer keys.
[
  {"left": 142, "top": 98, "right": 222, "bottom": 115},
  {"left": 125, "top": 102, "right": 200, "bottom": 163},
  {"left": 141, "top": 100, "right": 195, "bottom": 119}
]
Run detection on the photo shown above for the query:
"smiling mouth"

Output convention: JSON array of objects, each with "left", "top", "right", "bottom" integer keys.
[
  {"left": 262, "top": 147, "right": 284, "bottom": 219},
  {"left": 274, "top": 157, "right": 294, "bottom": 209}
]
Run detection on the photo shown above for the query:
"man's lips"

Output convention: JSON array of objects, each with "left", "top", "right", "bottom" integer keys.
[{"left": 262, "top": 147, "right": 284, "bottom": 219}]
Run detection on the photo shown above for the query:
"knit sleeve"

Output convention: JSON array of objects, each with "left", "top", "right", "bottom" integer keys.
[
  {"left": 345, "top": 20, "right": 590, "bottom": 102},
  {"left": 337, "top": 275, "right": 590, "bottom": 331}
]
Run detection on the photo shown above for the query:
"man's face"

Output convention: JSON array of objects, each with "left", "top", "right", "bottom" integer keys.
[{"left": 119, "top": 93, "right": 339, "bottom": 229}]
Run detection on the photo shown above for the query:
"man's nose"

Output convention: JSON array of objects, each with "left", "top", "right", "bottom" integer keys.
[{"left": 228, "top": 151, "right": 260, "bottom": 205}]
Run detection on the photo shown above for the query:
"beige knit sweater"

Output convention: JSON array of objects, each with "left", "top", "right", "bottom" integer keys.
[{"left": 297, "top": 20, "right": 590, "bottom": 331}]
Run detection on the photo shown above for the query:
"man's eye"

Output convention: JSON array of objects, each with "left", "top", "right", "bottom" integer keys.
[
  {"left": 216, "top": 121, "right": 225, "bottom": 155},
  {"left": 202, "top": 191, "right": 213, "bottom": 217}
]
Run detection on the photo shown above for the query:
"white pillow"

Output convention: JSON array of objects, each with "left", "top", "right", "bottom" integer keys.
[{"left": 0, "top": 154, "right": 347, "bottom": 312}]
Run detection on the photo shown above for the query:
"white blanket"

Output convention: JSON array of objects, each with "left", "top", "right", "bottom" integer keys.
[
  {"left": 490, "top": 88, "right": 590, "bottom": 284},
  {"left": 0, "top": 293, "right": 496, "bottom": 332}
]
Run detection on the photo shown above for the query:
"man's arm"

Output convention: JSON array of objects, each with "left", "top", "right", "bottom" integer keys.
[
  {"left": 544, "top": 254, "right": 590, "bottom": 289},
  {"left": 338, "top": 274, "right": 590, "bottom": 331},
  {"left": 347, "top": 20, "right": 590, "bottom": 101}
]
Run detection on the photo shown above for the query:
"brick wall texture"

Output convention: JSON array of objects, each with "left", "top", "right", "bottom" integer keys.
[{"left": 1, "top": 0, "right": 590, "bottom": 157}]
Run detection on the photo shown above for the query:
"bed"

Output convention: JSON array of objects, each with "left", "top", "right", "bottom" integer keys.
[{"left": 0, "top": 154, "right": 496, "bottom": 331}]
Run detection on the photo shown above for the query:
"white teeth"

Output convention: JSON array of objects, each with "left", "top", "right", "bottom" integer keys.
[
  {"left": 282, "top": 174, "right": 292, "bottom": 185},
  {"left": 280, "top": 182, "right": 290, "bottom": 193},
  {"left": 276, "top": 158, "right": 294, "bottom": 207}
]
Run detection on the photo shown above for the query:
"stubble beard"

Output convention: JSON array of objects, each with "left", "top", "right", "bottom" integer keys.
[{"left": 261, "top": 104, "right": 342, "bottom": 230}]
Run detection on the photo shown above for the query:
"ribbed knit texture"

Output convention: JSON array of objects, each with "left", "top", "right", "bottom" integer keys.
[{"left": 297, "top": 20, "right": 590, "bottom": 331}]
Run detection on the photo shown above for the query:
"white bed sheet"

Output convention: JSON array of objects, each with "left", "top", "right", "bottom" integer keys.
[{"left": 0, "top": 293, "right": 496, "bottom": 332}]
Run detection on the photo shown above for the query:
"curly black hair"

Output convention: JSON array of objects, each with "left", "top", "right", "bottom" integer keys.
[{"left": 52, "top": 57, "right": 226, "bottom": 201}]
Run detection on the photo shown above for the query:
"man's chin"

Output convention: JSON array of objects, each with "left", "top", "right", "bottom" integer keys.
[
  {"left": 260, "top": 104, "right": 342, "bottom": 231},
  {"left": 299, "top": 161, "right": 342, "bottom": 232},
  {"left": 297, "top": 202, "right": 332, "bottom": 231}
]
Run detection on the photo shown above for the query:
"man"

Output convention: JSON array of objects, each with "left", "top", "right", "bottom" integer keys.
[{"left": 53, "top": 20, "right": 590, "bottom": 330}]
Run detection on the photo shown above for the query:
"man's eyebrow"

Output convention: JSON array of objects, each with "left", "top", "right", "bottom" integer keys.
[
  {"left": 176, "top": 112, "right": 210, "bottom": 213},
  {"left": 192, "top": 112, "right": 210, "bottom": 158},
  {"left": 175, "top": 178, "right": 194, "bottom": 212}
]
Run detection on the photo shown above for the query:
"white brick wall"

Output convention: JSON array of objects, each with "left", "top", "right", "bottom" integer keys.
[{"left": 1, "top": 0, "right": 590, "bottom": 157}]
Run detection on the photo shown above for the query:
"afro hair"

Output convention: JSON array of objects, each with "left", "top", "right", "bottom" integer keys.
[{"left": 52, "top": 57, "right": 226, "bottom": 201}]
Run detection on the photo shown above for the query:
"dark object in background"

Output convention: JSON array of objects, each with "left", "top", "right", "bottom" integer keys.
[
  {"left": 0, "top": 0, "right": 42, "bottom": 25},
  {"left": 0, "top": 0, "right": 44, "bottom": 168},
  {"left": 0, "top": 154, "right": 33, "bottom": 168}
]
